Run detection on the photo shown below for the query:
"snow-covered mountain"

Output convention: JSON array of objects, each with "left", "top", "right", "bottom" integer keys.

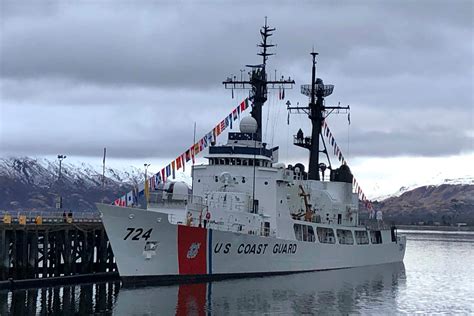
[
  {"left": 0, "top": 157, "right": 194, "bottom": 211},
  {"left": 375, "top": 182, "right": 474, "bottom": 225},
  {"left": 373, "top": 176, "right": 474, "bottom": 202},
  {"left": 0, "top": 157, "right": 145, "bottom": 211},
  {"left": 0, "top": 157, "right": 144, "bottom": 188}
]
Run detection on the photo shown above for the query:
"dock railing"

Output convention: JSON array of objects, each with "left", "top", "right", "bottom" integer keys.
[{"left": 0, "top": 210, "right": 101, "bottom": 225}]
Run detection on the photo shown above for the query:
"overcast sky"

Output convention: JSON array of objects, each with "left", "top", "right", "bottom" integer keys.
[{"left": 1, "top": 0, "right": 473, "bottom": 197}]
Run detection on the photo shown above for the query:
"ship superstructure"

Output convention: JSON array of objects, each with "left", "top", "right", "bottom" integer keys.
[{"left": 97, "top": 21, "right": 406, "bottom": 286}]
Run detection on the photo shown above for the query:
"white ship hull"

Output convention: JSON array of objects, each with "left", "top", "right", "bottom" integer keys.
[{"left": 98, "top": 204, "right": 406, "bottom": 286}]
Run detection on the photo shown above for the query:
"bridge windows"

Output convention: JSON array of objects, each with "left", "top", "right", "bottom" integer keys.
[
  {"left": 209, "top": 157, "right": 270, "bottom": 167},
  {"left": 336, "top": 229, "right": 354, "bottom": 245},
  {"left": 316, "top": 227, "right": 336, "bottom": 244},
  {"left": 355, "top": 231, "right": 369, "bottom": 245},
  {"left": 294, "top": 224, "right": 315, "bottom": 242}
]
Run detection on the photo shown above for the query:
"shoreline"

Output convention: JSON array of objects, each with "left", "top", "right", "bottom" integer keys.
[{"left": 396, "top": 224, "right": 473, "bottom": 232}]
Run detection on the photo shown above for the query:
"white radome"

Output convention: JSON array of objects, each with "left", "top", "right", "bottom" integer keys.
[
  {"left": 240, "top": 116, "right": 258, "bottom": 133},
  {"left": 171, "top": 181, "right": 189, "bottom": 197}
]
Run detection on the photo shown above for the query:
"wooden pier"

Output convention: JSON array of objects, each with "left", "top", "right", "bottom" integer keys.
[{"left": 0, "top": 211, "right": 117, "bottom": 286}]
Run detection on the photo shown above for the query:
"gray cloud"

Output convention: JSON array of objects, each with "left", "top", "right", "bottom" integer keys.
[
  {"left": 1, "top": 2, "right": 472, "bottom": 88},
  {"left": 348, "top": 127, "right": 472, "bottom": 157},
  {"left": 0, "top": 0, "right": 473, "bottom": 160}
]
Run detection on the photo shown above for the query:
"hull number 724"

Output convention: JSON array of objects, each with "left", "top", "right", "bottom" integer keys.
[{"left": 124, "top": 228, "right": 153, "bottom": 241}]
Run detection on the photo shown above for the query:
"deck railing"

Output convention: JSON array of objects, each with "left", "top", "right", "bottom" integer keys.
[
  {"left": 147, "top": 193, "right": 205, "bottom": 210},
  {"left": 363, "top": 219, "right": 391, "bottom": 230}
]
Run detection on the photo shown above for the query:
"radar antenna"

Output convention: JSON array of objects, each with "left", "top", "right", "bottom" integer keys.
[{"left": 223, "top": 18, "right": 295, "bottom": 141}]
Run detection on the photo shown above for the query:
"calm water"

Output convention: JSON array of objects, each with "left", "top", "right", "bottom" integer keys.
[{"left": 1, "top": 230, "right": 473, "bottom": 315}]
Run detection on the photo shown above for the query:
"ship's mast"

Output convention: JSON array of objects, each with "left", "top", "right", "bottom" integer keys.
[
  {"left": 289, "top": 50, "right": 349, "bottom": 180},
  {"left": 223, "top": 18, "right": 295, "bottom": 140},
  {"left": 308, "top": 52, "right": 321, "bottom": 180}
]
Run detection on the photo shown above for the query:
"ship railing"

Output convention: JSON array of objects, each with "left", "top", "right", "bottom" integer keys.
[
  {"left": 147, "top": 193, "right": 205, "bottom": 212},
  {"left": 293, "top": 135, "right": 312, "bottom": 147},
  {"left": 173, "top": 216, "right": 277, "bottom": 237},
  {"left": 364, "top": 219, "right": 391, "bottom": 231}
]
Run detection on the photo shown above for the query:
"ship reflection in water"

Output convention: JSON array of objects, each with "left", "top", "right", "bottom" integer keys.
[
  {"left": 116, "top": 262, "right": 406, "bottom": 315},
  {"left": 3, "top": 230, "right": 473, "bottom": 314},
  {"left": 1, "top": 263, "right": 404, "bottom": 315}
]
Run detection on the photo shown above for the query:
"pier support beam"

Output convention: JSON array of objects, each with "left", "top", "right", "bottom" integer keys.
[
  {"left": 28, "top": 231, "right": 38, "bottom": 279},
  {"left": 0, "top": 229, "right": 6, "bottom": 280},
  {"left": 43, "top": 231, "right": 49, "bottom": 278},
  {"left": 0, "top": 222, "right": 117, "bottom": 282}
]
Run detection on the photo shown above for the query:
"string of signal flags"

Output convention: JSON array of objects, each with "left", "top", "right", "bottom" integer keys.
[
  {"left": 322, "top": 120, "right": 373, "bottom": 211},
  {"left": 113, "top": 98, "right": 250, "bottom": 207}
]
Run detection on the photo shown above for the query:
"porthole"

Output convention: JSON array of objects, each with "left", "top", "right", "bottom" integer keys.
[
  {"left": 198, "top": 179, "right": 201, "bottom": 183},
  {"left": 264, "top": 181, "right": 268, "bottom": 185}
]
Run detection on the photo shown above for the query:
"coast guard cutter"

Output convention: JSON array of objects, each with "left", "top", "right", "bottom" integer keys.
[{"left": 97, "top": 21, "right": 406, "bottom": 286}]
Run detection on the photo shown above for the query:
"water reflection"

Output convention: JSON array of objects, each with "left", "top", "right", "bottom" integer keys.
[
  {"left": 114, "top": 263, "right": 405, "bottom": 315},
  {"left": 0, "top": 263, "right": 408, "bottom": 315},
  {"left": 0, "top": 282, "right": 120, "bottom": 315},
  {"left": 2, "top": 230, "right": 473, "bottom": 314}
]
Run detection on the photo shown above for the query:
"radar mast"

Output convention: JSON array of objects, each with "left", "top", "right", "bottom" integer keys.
[
  {"left": 223, "top": 18, "right": 295, "bottom": 141},
  {"left": 288, "top": 50, "right": 349, "bottom": 180}
]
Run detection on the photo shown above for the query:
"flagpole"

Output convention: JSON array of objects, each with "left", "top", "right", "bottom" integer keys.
[
  {"left": 191, "top": 122, "right": 196, "bottom": 196},
  {"left": 144, "top": 163, "right": 150, "bottom": 209},
  {"left": 102, "top": 147, "right": 106, "bottom": 188},
  {"left": 193, "top": 122, "right": 196, "bottom": 166},
  {"left": 347, "top": 111, "right": 351, "bottom": 159},
  {"left": 252, "top": 137, "right": 257, "bottom": 214}
]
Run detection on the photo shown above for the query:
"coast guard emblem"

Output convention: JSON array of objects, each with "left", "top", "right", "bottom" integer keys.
[
  {"left": 178, "top": 226, "right": 207, "bottom": 274},
  {"left": 187, "top": 242, "right": 201, "bottom": 259}
]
